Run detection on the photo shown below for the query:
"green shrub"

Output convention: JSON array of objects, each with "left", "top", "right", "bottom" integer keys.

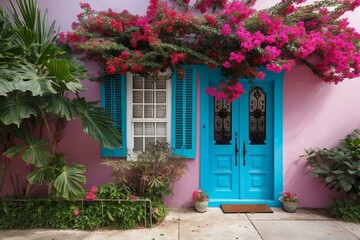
[
  {"left": 305, "top": 129, "right": 360, "bottom": 201},
  {"left": 330, "top": 200, "right": 360, "bottom": 222},
  {"left": 102, "top": 142, "right": 188, "bottom": 202},
  {"left": 0, "top": 183, "right": 166, "bottom": 230}
]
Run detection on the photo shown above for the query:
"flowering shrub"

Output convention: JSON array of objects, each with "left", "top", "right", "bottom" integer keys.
[
  {"left": 279, "top": 191, "right": 298, "bottom": 202},
  {"left": 65, "top": 0, "right": 360, "bottom": 101},
  {"left": 192, "top": 189, "right": 209, "bottom": 202},
  {"left": 85, "top": 186, "right": 97, "bottom": 201}
]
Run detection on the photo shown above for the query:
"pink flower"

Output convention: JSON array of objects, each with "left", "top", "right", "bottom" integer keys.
[
  {"left": 85, "top": 192, "right": 96, "bottom": 201},
  {"left": 73, "top": 209, "right": 79, "bottom": 216},
  {"left": 130, "top": 194, "right": 136, "bottom": 200},
  {"left": 120, "top": 51, "right": 130, "bottom": 60},
  {"left": 191, "top": 190, "right": 198, "bottom": 201},
  {"left": 222, "top": 61, "right": 231, "bottom": 68},
  {"left": 105, "top": 65, "right": 116, "bottom": 75},
  {"left": 229, "top": 52, "right": 245, "bottom": 63},
  {"left": 90, "top": 186, "right": 97, "bottom": 193},
  {"left": 58, "top": 32, "right": 66, "bottom": 44},
  {"left": 258, "top": 71, "right": 265, "bottom": 80},
  {"left": 221, "top": 24, "right": 232, "bottom": 36}
]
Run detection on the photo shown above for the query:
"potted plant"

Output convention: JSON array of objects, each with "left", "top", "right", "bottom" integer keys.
[
  {"left": 279, "top": 191, "right": 298, "bottom": 213},
  {"left": 192, "top": 189, "right": 209, "bottom": 213}
]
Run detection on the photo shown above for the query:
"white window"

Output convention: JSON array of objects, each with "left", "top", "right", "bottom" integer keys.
[{"left": 126, "top": 71, "right": 172, "bottom": 158}]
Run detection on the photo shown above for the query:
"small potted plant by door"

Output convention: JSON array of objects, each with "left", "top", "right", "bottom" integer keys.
[
  {"left": 192, "top": 189, "right": 209, "bottom": 213},
  {"left": 279, "top": 191, "right": 298, "bottom": 213}
]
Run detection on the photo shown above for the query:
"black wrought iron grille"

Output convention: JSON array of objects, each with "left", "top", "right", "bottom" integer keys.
[
  {"left": 214, "top": 99, "right": 232, "bottom": 144},
  {"left": 249, "top": 87, "right": 266, "bottom": 145}
]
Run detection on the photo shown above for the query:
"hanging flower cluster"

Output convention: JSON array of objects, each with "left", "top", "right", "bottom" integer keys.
[{"left": 64, "top": 0, "right": 360, "bottom": 101}]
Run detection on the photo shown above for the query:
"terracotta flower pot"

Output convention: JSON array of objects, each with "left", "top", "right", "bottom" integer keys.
[
  {"left": 282, "top": 201, "right": 298, "bottom": 213},
  {"left": 194, "top": 200, "right": 208, "bottom": 213}
]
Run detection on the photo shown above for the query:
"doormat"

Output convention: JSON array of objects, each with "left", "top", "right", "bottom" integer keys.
[{"left": 221, "top": 204, "right": 273, "bottom": 213}]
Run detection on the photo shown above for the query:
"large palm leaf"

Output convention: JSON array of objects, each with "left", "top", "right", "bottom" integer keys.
[
  {"left": 0, "top": 91, "right": 42, "bottom": 126},
  {"left": 73, "top": 98, "right": 122, "bottom": 149},
  {"left": 53, "top": 163, "right": 86, "bottom": 200}
]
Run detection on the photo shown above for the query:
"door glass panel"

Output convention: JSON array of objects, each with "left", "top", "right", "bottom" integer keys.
[
  {"left": 249, "top": 86, "right": 266, "bottom": 145},
  {"left": 214, "top": 99, "right": 232, "bottom": 145}
]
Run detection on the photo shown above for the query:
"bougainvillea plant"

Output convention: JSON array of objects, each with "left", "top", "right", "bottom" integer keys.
[{"left": 64, "top": 0, "right": 360, "bottom": 101}]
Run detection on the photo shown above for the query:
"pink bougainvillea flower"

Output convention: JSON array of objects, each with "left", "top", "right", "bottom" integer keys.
[
  {"left": 222, "top": 61, "right": 231, "bottom": 68},
  {"left": 221, "top": 24, "right": 232, "bottom": 36},
  {"left": 73, "top": 209, "right": 79, "bottom": 216},
  {"left": 85, "top": 192, "right": 96, "bottom": 201},
  {"left": 90, "top": 186, "right": 97, "bottom": 193}
]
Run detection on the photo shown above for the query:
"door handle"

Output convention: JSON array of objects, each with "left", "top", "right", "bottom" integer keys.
[
  {"left": 235, "top": 132, "right": 239, "bottom": 166},
  {"left": 243, "top": 141, "right": 247, "bottom": 166}
]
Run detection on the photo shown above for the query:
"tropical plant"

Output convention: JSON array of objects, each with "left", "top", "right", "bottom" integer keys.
[
  {"left": 65, "top": 0, "right": 360, "bottom": 102},
  {"left": 0, "top": 0, "right": 122, "bottom": 200},
  {"left": 305, "top": 129, "right": 360, "bottom": 201},
  {"left": 330, "top": 199, "right": 360, "bottom": 222},
  {"left": 102, "top": 142, "right": 188, "bottom": 201}
]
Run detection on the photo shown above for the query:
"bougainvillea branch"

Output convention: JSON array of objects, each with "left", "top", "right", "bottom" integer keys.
[{"left": 65, "top": 0, "right": 360, "bottom": 101}]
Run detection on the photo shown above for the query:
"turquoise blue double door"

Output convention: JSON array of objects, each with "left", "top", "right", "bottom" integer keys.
[{"left": 199, "top": 67, "right": 284, "bottom": 206}]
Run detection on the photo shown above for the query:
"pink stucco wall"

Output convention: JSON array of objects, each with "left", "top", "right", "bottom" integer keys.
[{"left": 1, "top": 0, "right": 360, "bottom": 208}]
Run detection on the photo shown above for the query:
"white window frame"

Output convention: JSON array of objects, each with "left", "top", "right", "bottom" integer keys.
[{"left": 126, "top": 70, "right": 172, "bottom": 160}]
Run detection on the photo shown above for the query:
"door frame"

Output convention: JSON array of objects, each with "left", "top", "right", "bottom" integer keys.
[{"left": 199, "top": 65, "right": 284, "bottom": 207}]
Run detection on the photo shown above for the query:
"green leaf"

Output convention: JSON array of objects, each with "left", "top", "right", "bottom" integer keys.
[
  {"left": 3, "top": 63, "right": 57, "bottom": 96},
  {"left": 43, "top": 94, "right": 80, "bottom": 120},
  {"left": 46, "top": 59, "right": 75, "bottom": 81},
  {"left": 0, "top": 78, "right": 14, "bottom": 96},
  {"left": 21, "top": 138, "right": 50, "bottom": 167},
  {"left": 325, "top": 175, "right": 334, "bottom": 183},
  {"left": 74, "top": 98, "right": 122, "bottom": 149},
  {"left": 4, "top": 145, "right": 27, "bottom": 157},
  {"left": 340, "top": 180, "right": 352, "bottom": 192},
  {"left": 4, "top": 133, "right": 49, "bottom": 167},
  {"left": 53, "top": 163, "right": 86, "bottom": 200},
  {"left": 14, "top": 26, "right": 37, "bottom": 48},
  {"left": 0, "top": 91, "right": 40, "bottom": 126},
  {"left": 27, "top": 166, "right": 56, "bottom": 184}
]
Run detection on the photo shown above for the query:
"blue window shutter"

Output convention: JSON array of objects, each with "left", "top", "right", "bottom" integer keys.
[
  {"left": 171, "top": 65, "right": 196, "bottom": 158},
  {"left": 100, "top": 74, "right": 127, "bottom": 157}
]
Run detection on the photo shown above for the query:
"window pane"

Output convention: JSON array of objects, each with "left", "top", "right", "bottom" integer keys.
[
  {"left": 156, "top": 123, "right": 166, "bottom": 135},
  {"left": 145, "top": 91, "right": 154, "bottom": 103},
  {"left": 156, "top": 92, "right": 166, "bottom": 103},
  {"left": 133, "top": 76, "right": 143, "bottom": 89},
  {"left": 145, "top": 78, "right": 154, "bottom": 89},
  {"left": 134, "top": 123, "right": 143, "bottom": 135},
  {"left": 145, "top": 137, "right": 155, "bottom": 150},
  {"left": 145, "top": 122, "right": 155, "bottom": 135},
  {"left": 156, "top": 105, "right": 166, "bottom": 118},
  {"left": 134, "top": 137, "right": 143, "bottom": 152},
  {"left": 157, "top": 137, "right": 166, "bottom": 143},
  {"left": 133, "top": 91, "right": 143, "bottom": 103},
  {"left": 133, "top": 105, "right": 143, "bottom": 118},
  {"left": 144, "top": 105, "right": 154, "bottom": 118},
  {"left": 156, "top": 77, "right": 166, "bottom": 89}
]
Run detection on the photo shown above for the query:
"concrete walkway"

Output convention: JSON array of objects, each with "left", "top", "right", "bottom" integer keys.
[{"left": 0, "top": 208, "right": 359, "bottom": 240}]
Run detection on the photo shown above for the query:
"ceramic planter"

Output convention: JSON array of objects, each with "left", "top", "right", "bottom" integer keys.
[
  {"left": 282, "top": 201, "right": 298, "bottom": 213},
  {"left": 194, "top": 200, "right": 208, "bottom": 213}
]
